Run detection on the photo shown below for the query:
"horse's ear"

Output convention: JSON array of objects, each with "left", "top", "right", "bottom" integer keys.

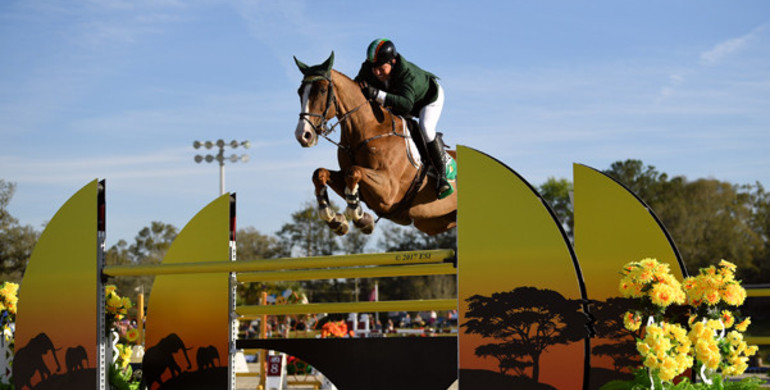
[
  {"left": 294, "top": 56, "right": 309, "bottom": 74},
  {"left": 320, "top": 51, "right": 334, "bottom": 73}
]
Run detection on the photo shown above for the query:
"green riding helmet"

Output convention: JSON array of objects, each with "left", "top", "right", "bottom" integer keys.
[{"left": 366, "top": 38, "right": 397, "bottom": 65}]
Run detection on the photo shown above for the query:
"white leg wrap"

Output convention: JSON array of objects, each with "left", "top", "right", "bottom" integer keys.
[
  {"left": 318, "top": 206, "right": 335, "bottom": 222},
  {"left": 344, "top": 184, "right": 362, "bottom": 221}
]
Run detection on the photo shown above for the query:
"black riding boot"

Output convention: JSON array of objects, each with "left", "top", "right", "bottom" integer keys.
[{"left": 427, "top": 138, "right": 455, "bottom": 199}]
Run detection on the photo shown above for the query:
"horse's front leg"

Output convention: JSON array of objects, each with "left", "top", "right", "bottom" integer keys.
[
  {"left": 313, "top": 168, "right": 349, "bottom": 236},
  {"left": 344, "top": 166, "right": 395, "bottom": 235}
]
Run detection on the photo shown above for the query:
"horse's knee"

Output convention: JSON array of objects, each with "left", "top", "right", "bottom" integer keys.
[
  {"left": 345, "top": 167, "right": 363, "bottom": 189},
  {"left": 313, "top": 168, "right": 330, "bottom": 191}
]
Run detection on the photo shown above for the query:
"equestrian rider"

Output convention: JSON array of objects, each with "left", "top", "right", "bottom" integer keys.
[{"left": 354, "top": 38, "right": 456, "bottom": 199}]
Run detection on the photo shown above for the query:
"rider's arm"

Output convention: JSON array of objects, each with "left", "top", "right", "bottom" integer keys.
[{"left": 382, "top": 68, "right": 417, "bottom": 115}]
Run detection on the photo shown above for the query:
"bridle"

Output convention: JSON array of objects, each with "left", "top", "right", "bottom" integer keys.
[{"left": 298, "top": 73, "right": 363, "bottom": 149}]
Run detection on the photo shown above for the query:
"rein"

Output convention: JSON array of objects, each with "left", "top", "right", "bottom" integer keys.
[
  {"left": 298, "top": 74, "right": 364, "bottom": 151},
  {"left": 298, "top": 74, "right": 408, "bottom": 157},
  {"left": 299, "top": 72, "right": 427, "bottom": 223}
]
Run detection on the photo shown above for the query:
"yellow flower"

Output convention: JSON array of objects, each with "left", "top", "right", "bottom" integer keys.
[
  {"left": 718, "top": 259, "right": 737, "bottom": 272},
  {"left": 126, "top": 328, "right": 139, "bottom": 342},
  {"left": 105, "top": 285, "right": 117, "bottom": 295},
  {"left": 623, "top": 311, "right": 641, "bottom": 331},
  {"left": 703, "top": 289, "right": 721, "bottom": 305},
  {"left": 721, "top": 310, "right": 735, "bottom": 328},
  {"left": 734, "top": 317, "right": 751, "bottom": 332},
  {"left": 107, "top": 294, "right": 122, "bottom": 308},
  {"left": 650, "top": 283, "right": 676, "bottom": 307},
  {"left": 721, "top": 282, "right": 746, "bottom": 306},
  {"left": 637, "top": 341, "right": 651, "bottom": 356}
]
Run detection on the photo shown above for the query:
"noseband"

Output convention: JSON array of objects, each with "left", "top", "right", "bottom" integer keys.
[{"left": 298, "top": 74, "right": 363, "bottom": 148}]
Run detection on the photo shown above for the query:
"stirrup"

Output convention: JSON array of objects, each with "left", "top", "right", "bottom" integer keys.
[{"left": 437, "top": 177, "right": 454, "bottom": 199}]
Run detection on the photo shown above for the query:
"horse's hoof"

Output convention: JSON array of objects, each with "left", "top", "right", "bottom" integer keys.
[
  {"left": 329, "top": 213, "right": 349, "bottom": 236},
  {"left": 354, "top": 213, "right": 375, "bottom": 235},
  {"left": 334, "top": 221, "right": 349, "bottom": 236}
]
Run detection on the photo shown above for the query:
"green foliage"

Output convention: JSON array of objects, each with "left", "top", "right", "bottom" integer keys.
[
  {"left": 109, "top": 363, "right": 140, "bottom": 390},
  {"left": 0, "top": 180, "right": 39, "bottom": 282},
  {"left": 104, "top": 221, "right": 178, "bottom": 310},
  {"left": 374, "top": 222, "right": 457, "bottom": 301},
  {"left": 275, "top": 201, "right": 342, "bottom": 257},
  {"left": 599, "top": 369, "right": 764, "bottom": 390},
  {"left": 537, "top": 160, "right": 770, "bottom": 283},
  {"left": 538, "top": 177, "right": 574, "bottom": 239}
]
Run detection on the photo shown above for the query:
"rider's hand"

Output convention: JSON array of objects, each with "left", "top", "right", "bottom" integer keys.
[{"left": 359, "top": 81, "right": 379, "bottom": 101}]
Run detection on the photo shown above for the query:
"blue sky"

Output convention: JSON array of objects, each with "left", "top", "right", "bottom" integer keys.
[{"left": 2, "top": 1, "right": 769, "bottom": 247}]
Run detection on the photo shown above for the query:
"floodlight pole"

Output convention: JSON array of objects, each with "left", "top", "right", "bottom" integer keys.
[
  {"left": 193, "top": 139, "right": 251, "bottom": 196},
  {"left": 217, "top": 147, "right": 226, "bottom": 196}
]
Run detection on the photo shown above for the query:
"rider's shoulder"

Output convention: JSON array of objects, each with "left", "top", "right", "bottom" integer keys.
[{"left": 395, "top": 55, "right": 436, "bottom": 80}]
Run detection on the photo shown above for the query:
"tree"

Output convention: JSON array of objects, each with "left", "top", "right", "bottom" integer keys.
[
  {"left": 275, "top": 201, "right": 341, "bottom": 258},
  {"left": 272, "top": 201, "right": 373, "bottom": 304},
  {"left": 104, "top": 222, "right": 178, "bottom": 305},
  {"left": 601, "top": 160, "right": 767, "bottom": 282},
  {"left": 127, "top": 221, "right": 178, "bottom": 264},
  {"left": 375, "top": 222, "right": 457, "bottom": 301},
  {"left": 463, "top": 287, "right": 587, "bottom": 382},
  {"left": 237, "top": 226, "right": 281, "bottom": 260},
  {"left": 538, "top": 177, "right": 574, "bottom": 240},
  {"left": 0, "top": 180, "right": 40, "bottom": 282},
  {"left": 747, "top": 183, "right": 770, "bottom": 282},
  {"left": 589, "top": 297, "right": 641, "bottom": 373},
  {"left": 235, "top": 226, "right": 287, "bottom": 305}
]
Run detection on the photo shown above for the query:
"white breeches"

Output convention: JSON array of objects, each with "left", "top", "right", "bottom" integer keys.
[{"left": 418, "top": 82, "right": 445, "bottom": 143}]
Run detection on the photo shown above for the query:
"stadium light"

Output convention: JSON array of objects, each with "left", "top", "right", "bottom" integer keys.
[{"left": 193, "top": 139, "right": 251, "bottom": 195}]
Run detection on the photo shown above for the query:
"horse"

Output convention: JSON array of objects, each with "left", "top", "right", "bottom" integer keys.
[{"left": 293, "top": 52, "right": 457, "bottom": 236}]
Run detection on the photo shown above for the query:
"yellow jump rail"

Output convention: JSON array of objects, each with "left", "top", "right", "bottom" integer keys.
[
  {"left": 236, "top": 299, "right": 457, "bottom": 319},
  {"left": 236, "top": 262, "right": 456, "bottom": 283},
  {"left": 103, "top": 249, "right": 454, "bottom": 277}
]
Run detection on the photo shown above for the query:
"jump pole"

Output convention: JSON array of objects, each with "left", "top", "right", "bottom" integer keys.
[
  {"left": 236, "top": 298, "right": 457, "bottom": 318},
  {"left": 102, "top": 249, "right": 454, "bottom": 277},
  {"left": 236, "top": 262, "right": 456, "bottom": 283}
]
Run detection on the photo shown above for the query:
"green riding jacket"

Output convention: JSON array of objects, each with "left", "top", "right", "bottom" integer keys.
[{"left": 354, "top": 54, "right": 439, "bottom": 117}]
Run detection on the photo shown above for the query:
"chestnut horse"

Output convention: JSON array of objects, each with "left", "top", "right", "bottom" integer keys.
[{"left": 293, "top": 52, "right": 457, "bottom": 236}]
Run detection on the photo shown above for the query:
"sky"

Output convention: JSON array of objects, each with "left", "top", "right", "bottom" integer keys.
[{"left": 1, "top": 1, "right": 769, "bottom": 248}]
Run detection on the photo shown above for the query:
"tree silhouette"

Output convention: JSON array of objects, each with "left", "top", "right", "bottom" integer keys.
[
  {"left": 463, "top": 287, "right": 587, "bottom": 382},
  {"left": 588, "top": 297, "right": 640, "bottom": 372}
]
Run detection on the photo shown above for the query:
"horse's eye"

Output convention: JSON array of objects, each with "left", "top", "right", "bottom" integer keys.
[{"left": 319, "top": 88, "right": 327, "bottom": 94}]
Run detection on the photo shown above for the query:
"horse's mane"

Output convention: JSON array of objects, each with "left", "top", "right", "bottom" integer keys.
[{"left": 330, "top": 69, "right": 391, "bottom": 123}]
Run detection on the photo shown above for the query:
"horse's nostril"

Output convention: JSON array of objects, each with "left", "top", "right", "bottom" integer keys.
[{"left": 304, "top": 132, "right": 312, "bottom": 140}]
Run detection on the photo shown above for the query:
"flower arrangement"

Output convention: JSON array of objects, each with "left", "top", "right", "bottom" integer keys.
[
  {"left": 320, "top": 320, "right": 349, "bottom": 338},
  {"left": 0, "top": 282, "right": 18, "bottom": 340},
  {"left": 105, "top": 285, "right": 133, "bottom": 330},
  {"left": 104, "top": 285, "right": 140, "bottom": 390},
  {"left": 605, "top": 258, "right": 760, "bottom": 390}
]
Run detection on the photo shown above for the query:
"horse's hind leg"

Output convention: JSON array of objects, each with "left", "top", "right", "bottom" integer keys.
[{"left": 313, "top": 168, "right": 349, "bottom": 236}]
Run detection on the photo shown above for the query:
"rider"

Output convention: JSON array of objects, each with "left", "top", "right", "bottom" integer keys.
[{"left": 354, "top": 38, "right": 456, "bottom": 199}]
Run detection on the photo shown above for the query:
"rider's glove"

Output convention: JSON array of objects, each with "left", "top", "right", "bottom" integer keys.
[{"left": 359, "top": 82, "right": 380, "bottom": 101}]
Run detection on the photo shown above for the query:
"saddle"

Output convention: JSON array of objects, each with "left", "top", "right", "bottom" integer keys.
[{"left": 403, "top": 118, "right": 450, "bottom": 174}]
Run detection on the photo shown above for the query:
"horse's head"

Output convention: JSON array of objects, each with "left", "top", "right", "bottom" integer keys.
[{"left": 294, "top": 51, "right": 336, "bottom": 147}]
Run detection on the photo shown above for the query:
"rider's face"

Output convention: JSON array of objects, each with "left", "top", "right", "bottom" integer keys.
[{"left": 371, "top": 61, "right": 393, "bottom": 82}]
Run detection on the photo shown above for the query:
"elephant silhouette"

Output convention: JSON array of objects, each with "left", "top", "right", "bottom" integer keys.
[
  {"left": 142, "top": 333, "right": 192, "bottom": 389},
  {"left": 13, "top": 332, "right": 62, "bottom": 390},
  {"left": 196, "top": 345, "right": 220, "bottom": 371},
  {"left": 65, "top": 345, "right": 89, "bottom": 372}
]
